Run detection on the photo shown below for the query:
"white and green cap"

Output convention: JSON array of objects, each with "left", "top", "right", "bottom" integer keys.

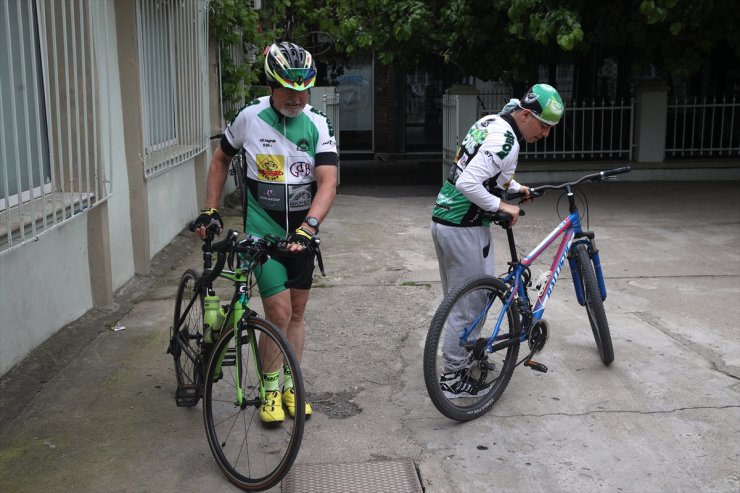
[{"left": 518, "top": 83, "right": 565, "bottom": 125}]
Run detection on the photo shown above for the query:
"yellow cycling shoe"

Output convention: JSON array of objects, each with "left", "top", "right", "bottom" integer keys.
[
  {"left": 260, "top": 390, "right": 285, "bottom": 423},
  {"left": 282, "top": 387, "right": 312, "bottom": 418}
]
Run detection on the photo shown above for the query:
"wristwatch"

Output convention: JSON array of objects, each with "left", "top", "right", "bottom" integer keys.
[{"left": 303, "top": 216, "right": 320, "bottom": 232}]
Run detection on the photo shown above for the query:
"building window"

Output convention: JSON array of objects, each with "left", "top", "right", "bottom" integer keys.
[
  {"left": 0, "top": 1, "right": 51, "bottom": 212},
  {"left": 137, "top": 0, "right": 208, "bottom": 179},
  {"left": 1, "top": 0, "right": 110, "bottom": 253}
]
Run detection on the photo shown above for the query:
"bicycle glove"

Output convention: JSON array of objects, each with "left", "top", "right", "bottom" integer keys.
[
  {"left": 194, "top": 208, "right": 223, "bottom": 233},
  {"left": 287, "top": 226, "right": 314, "bottom": 248}
]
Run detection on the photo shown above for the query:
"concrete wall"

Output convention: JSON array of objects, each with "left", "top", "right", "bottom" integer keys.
[
  {"left": 98, "top": 1, "right": 136, "bottom": 293},
  {"left": 0, "top": 0, "right": 209, "bottom": 377},
  {"left": 147, "top": 158, "right": 202, "bottom": 257},
  {"left": 0, "top": 220, "right": 94, "bottom": 375}
]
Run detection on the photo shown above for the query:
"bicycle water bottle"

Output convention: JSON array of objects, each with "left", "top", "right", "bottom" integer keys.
[{"left": 204, "top": 295, "right": 222, "bottom": 343}]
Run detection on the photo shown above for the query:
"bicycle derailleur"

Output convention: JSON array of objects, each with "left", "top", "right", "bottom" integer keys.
[{"left": 464, "top": 338, "right": 497, "bottom": 383}]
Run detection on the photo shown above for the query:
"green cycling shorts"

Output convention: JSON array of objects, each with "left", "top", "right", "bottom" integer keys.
[{"left": 254, "top": 251, "right": 316, "bottom": 298}]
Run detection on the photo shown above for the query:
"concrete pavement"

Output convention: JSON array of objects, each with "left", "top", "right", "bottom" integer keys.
[{"left": 1, "top": 169, "right": 739, "bottom": 492}]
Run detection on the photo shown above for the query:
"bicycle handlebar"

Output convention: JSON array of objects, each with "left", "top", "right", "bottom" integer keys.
[
  {"left": 529, "top": 165, "right": 631, "bottom": 196},
  {"left": 484, "top": 166, "right": 631, "bottom": 227},
  {"left": 188, "top": 224, "right": 324, "bottom": 287}
]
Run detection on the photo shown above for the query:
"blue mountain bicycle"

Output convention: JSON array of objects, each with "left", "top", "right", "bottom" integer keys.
[{"left": 423, "top": 166, "right": 631, "bottom": 421}]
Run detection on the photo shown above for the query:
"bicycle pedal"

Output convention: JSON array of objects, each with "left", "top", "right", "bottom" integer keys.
[
  {"left": 175, "top": 385, "right": 200, "bottom": 407},
  {"left": 524, "top": 360, "right": 548, "bottom": 373}
]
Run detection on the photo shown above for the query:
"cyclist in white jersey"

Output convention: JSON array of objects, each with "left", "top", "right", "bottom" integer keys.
[
  {"left": 431, "top": 83, "right": 564, "bottom": 398},
  {"left": 194, "top": 42, "right": 338, "bottom": 423}
]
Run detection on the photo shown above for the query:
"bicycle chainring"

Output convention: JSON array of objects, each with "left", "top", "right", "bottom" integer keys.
[{"left": 528, "top": 320, "right": 549, "bottom": 353}]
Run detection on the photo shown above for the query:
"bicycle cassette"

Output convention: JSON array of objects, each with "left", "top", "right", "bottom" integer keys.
[{"left": 528, "top": 320, "right": 549, "bottom": 353}]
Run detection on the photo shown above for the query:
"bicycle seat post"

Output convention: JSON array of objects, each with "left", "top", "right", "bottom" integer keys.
[{"left": 506, "top": 228, "right": 519, "bottom": 263}]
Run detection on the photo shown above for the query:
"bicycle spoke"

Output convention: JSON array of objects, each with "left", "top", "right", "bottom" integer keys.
[
  {"left": 203, "top": 318, "right": 304, "bottom": 490},
  {"left": 424, "top": 275, "right": 520, "bottom": 421}
]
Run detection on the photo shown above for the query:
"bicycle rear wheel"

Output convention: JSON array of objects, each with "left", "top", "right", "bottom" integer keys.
[
  {"left": 574, "top": 243, "right": 614, "bottom": 365},
  {"left": 424, "top": 274, "right": 520, "bottom": 421},
  {"left": 169, "top": 269, "right": 205, "bottom": 406},
  {"left": 203, "top": 316, "right": 305, "bottom": 491}
]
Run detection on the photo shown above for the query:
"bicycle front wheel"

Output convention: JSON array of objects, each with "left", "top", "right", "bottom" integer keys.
[
  {"left": 169, "top": 269, "right": 205, "bottom": 406},
  {"left": 424, "top": 275, "right": 520, "bottom": 421},
  {"left": 574, "top": 243, "right": 614, "bottom": 365},
  {"left": 203, "top": 317, "right": 305, "bottom": 491}
]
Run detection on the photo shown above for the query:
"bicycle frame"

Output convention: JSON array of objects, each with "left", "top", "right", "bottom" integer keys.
[
  {"left": 207, "top": 265, "right": 272, "bottom": 407},
  {"left": 485, "top": 205, "right": 606, "bottom": 353},
  {"left": 172, "top": 256, "right": 269, "bottom": 407}
]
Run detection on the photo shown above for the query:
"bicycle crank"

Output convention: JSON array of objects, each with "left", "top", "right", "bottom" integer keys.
[{"left": 528, "top": 320, "right": 549, "bottom": 353}]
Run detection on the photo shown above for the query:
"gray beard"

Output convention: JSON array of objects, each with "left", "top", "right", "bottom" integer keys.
[{"left": 276, "top": 105, "right": 303, "bottom": 118}]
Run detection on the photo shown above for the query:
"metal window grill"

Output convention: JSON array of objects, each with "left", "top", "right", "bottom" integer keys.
[
  {"left": 1, "top": 0, "right": 113, "bottom": 254},
  {"left": 137, "top": 0, "right": 208, "bottom": 179}
]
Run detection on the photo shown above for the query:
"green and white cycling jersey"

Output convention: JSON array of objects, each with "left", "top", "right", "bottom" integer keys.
[
  {"left": 432, "top": 113, "right": 523, "bottom": 227},
  {"left": 222, "top": 96, "right": 337, "bottom": 237}
]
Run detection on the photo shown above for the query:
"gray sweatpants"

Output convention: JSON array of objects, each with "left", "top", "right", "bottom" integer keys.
[{"left": 431, "top": 222, "right": 496, "bottom": 371}]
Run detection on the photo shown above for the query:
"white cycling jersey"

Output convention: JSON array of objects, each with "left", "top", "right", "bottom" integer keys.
[
  {"left": 222, "top": 96, "right": 337, "bottom": 237},
  {"left": 433, "top": 113, "right": 523, "bottom": 227}
]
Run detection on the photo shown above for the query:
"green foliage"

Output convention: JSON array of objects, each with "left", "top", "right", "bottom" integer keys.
[
  {"left": 208, "top": 0, "right": 739, "bottom": 99},
  {"left": 320, "top": 0, "right": 737, "bottom": 82},
  {"left": 209, "top": 0, "right": 276, "bottom": 121}
]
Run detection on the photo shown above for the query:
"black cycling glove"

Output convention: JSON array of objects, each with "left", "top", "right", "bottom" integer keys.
[
  {"left": 287, "top": 226, "right": 314, "bottom": 248},
  {"left": 194, "top": 207, "right": 223, "bottom": 233}
]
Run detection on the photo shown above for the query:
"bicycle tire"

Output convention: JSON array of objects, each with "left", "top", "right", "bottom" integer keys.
[
  {"left": 203, "top": 316, "right": 305, "bottom": 491},
  {"left": 574, "top": 243, "right": 614, "bottom": 365},
  {"left": 424, "top": 274, "right": 520, "bottom": 421},
  {"left": 170, "top": 269, "right": 205, "bottom": 406}
]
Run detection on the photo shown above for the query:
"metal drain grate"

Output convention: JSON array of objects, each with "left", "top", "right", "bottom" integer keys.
[{"left": 281, "top": 459, "right": 423, "bottom": 493}]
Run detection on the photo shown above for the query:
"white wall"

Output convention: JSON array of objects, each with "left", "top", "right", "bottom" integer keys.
[
  {"left": 0, "top": 0, "right": 211, "bottom": 377},
  {"left": 147, "top": 160, "right": 201, "bottom": 257},
  {"left": 0, "top": 220, "right": 94, "bottom": 375}
]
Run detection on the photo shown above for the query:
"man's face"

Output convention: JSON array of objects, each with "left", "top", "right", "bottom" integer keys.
[
  {"left": 272, "top": 87, "right": 309, "bottom": 118},
  {"left": 519, "top": 110, "right": 554, "bottom": 143}
]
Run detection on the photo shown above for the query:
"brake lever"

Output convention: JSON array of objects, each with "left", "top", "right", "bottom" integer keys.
[{"left": 312, "top": 237, "right": 326, "bottom": 276}]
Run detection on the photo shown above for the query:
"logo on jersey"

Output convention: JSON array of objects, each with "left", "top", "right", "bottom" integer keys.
[
  {"left": 260, "top": 138, "right": 276, "bottom": 149},
  {"left": 289, "top": 184, "right": 312, "bottom": 209},
  {"left": 496, "top": 130, "right": 515, "bottom": 160},
  {"left": 289, "top": 160, "right": 313, "bottom": 178},
  {"left": 256, "top": 154, "right": 285, "bottom": 182},
  {"left": 296, "top": 138, "right": 310, "bottom": 152}
]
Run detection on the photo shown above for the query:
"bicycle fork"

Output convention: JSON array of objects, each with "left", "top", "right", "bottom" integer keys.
[
  {"left": 569, "top": 232, "right": 607, "bottom": 304},
  {"left": 211, "top": 296, "right": 263, "bottom": 409}
]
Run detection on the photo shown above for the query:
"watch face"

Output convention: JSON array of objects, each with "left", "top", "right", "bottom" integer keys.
[{"left": 305, "top": 216, "right": 319, "bottom": 228}]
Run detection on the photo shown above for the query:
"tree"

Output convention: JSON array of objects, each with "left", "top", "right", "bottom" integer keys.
[
  {"left": 320, "top": 0, "right": 739, "bottom": 83},
  {"left": 210, "top": 0, "right": 740, "bottom": 108}
]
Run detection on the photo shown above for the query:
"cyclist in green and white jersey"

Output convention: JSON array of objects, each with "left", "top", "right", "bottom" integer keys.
[
  {"left": 195, "top": 42, "right": 338, "bottom": 423},
  {"left": 431, "top": 83, "right": 564, "bottom": 398}
]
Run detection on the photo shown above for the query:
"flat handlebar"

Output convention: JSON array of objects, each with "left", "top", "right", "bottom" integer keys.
[
  {"left": 484, "top": 166, "right": 631, "bottom": 227},
  {"left": 528, "top": 165, "right": 631, "bottom": 197}
]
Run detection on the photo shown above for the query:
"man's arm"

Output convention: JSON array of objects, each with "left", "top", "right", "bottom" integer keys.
[
  {"left": 300, "top": 164, "right": 337, "bottom": 234},
  {"left": 205, "top": 146, "right": 234, "bottom": 209},
  {"left": 194, "top": 146, "right": 234, "bottom": 239}
]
